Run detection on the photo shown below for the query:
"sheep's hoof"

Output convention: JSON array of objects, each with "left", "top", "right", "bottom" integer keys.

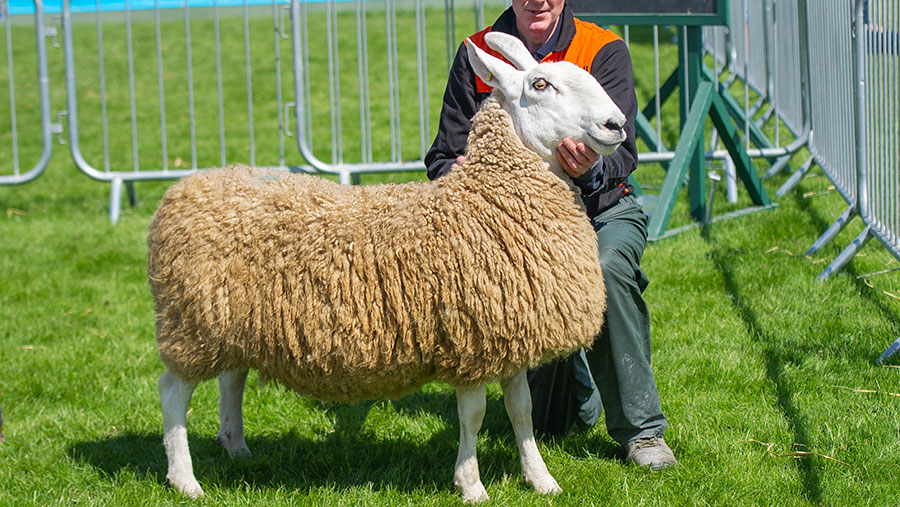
[
  {"left": 216, "top": 433, "right": 252, "bottom": 459},
  {"left": 167, "top": 475, "right": 205, "bottom": 499},
  {"left": 459, "top": 482, "right": 490, "bottom": 504},
  {"left": 529, "top": 474, "right": 562, "bottom": 496}
]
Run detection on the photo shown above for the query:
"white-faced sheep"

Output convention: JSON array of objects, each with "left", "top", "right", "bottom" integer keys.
[{"left": 149, "top": 31, "right": 627, "bottom": 503}]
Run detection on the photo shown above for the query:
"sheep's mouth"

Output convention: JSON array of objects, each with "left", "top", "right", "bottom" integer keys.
[{"left": 586, "top": 131, "right": 627, "bottom": 155}]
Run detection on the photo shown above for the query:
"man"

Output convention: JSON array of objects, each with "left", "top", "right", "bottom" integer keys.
[{"left": 425, "top": 0, "right": 676, "bottom": 470}]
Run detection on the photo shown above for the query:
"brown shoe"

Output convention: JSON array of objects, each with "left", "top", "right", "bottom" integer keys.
[{"left": 624, "top": 437, "right": 676, "bottom": 471}]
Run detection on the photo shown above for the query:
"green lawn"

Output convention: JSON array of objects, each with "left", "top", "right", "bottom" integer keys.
[{"left": 2, "top": 5, "right": 900, "bottom": 507}]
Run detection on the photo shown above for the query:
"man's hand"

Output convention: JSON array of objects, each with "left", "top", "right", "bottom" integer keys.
[
  {"left": 557, "top": 138, "right": 599, "bottom": 178},
  {"left": 451, "top": 155, "right": 466, "bottom": 169}
]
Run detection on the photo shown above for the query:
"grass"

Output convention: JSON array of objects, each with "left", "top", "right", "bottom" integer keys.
[{"left": 3, "top": 5, "right": 900, "bottom": 507}]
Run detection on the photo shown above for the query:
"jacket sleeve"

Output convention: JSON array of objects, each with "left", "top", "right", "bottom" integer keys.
[
  {"left": 425, "top": 42, "right": 488, "bottom": 180},
  {"left": 575, "top": 39, "right": 639, "bottom": 199}
]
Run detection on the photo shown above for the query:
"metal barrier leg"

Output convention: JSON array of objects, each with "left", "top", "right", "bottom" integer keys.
[
  {"left": 109, "top": 177, "right": 122, "bottom": 224},
  {"left": 775, "top": 155, "right": 815, "bottom": 197},
  {"left": 763, "top": 153, "right": 793, "bottom": 179},
  {"left": 877, "top": 336, "right": 900, "bottom": 364},
  {"left": 339, "top": 168, "right": 352, "bottom": 186},
  {"left": 805, "top": 204, "right": 857, "bottom": 256},
  {"left": 816, "top": 225, "right": 872, "bottom": 282},
  {"left": 723, "top": 152, "right": 737, "bottom": 203}
]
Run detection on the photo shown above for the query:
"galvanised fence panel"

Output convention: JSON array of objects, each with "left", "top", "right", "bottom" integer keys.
[
  {"left": 56, "top": 0, "right": 499, "bottom": 219},
  {"left": 703, "top": 0, "right": 767, "bottom": 96},
  {"left": 59, "top": 0, "right": 301, "bottom": 222},
  {"left": 733, "top": 0, "right": 768, "bottom": 97},
  {"left": 771, "top": 0, "right": 804, "bottom": 137},
  {"left": 287, "top": 0, "right": 498, "bottom": 185},
  {"left": 859, "top": 0, "right": 899, "bottom": 260},
  {"left": 700, "top": 0, "right": 810, "bottom": 204},
  {"left": 704, "top": 0, "right": 808, "bottom": 146},
  {"left": 806, "top": 0, "right": 858, "bottom": 206},
  {"left": 1, "top": 0, "right": 58, "bottom": 185}
]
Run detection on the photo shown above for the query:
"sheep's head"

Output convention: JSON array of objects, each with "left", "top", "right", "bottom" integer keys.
[{"left": 466, "top": 31, "right": 626, "bottom": 162}]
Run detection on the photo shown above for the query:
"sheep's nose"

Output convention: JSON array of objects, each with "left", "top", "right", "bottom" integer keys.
[{"left": 603, "top": 119, "right": 624, "bottom": 133}]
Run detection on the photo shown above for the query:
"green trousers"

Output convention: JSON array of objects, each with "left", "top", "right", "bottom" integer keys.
[{"left": 528, "top": 195, "right": 667, "bottom": 445}]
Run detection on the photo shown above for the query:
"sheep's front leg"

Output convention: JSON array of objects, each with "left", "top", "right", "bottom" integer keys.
[
  {"left": 500, "top": 370, "right": 562, "bottom": 495},
  {"left": 216, "top": 368, "right": 251, "bottom": 458},
  {"left": 454, "top": 383, "right": 489, "bottom": 504},
  {"left": 159, "top": 370, "right": 203, "bottom": 498}
]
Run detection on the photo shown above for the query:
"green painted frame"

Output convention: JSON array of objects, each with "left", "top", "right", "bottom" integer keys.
[
  {"left": 571, "top": 0, "right": 729, "bottom": 27},
  {"left": 572, "top": 4, "right": 773, "bottom": 240}
]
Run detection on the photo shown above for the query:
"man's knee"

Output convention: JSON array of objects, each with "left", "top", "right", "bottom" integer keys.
[{"left": 597, "top": 247, "right": 633, "bottom": 282}]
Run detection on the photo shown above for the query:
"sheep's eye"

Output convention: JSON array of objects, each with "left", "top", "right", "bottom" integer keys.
[{"left": 532, "top": 78, "right": 549, "bottom": 91}]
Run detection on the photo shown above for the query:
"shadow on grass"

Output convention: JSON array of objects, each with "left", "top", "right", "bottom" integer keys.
[
  {"left": 67, "top": 390, "right": 615, "bottom": 496},
  {"left": 702, "top": 226, "right": 823, "bottom": 504}
]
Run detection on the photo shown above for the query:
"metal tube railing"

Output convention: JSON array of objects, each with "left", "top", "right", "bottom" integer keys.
[{"left": 1, "top": 0, "right": 55, "bottom": 186}]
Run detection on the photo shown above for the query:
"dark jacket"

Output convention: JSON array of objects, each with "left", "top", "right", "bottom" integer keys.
[{"left": 424, "top": 5, "right": 638, "bottom": 219}]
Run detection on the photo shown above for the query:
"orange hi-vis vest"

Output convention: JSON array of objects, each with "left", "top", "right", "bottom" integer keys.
[{"left": 468, "top": 18, "right": 623, "bottom": 94}]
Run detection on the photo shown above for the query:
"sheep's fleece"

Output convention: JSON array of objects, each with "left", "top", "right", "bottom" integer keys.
[{"left": 148, "top": 97, "right": 606, "bottom": 401}]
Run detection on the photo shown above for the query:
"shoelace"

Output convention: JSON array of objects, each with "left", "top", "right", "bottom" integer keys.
[{"left": 631, "top": 437, "right": 660, "bottom": 449}]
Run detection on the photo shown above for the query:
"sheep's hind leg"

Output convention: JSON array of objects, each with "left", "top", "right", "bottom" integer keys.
[
  {"left": 216, "top": 368, "right": 251, "bottom": 458},
  {"left": 159, "top": 370, "right": 203, "bottom": 498},
  {"left": 454, "top": 383, "right": 490, "bottom": 504},
  {"left": 500, "top": 370, "right": 562, "bottom": 495}
]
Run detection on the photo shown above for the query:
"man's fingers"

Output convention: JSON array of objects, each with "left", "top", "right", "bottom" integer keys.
[
  {"left": 557, "top": 147, "right": 579, "bottom": 176},
  {"left": 577, "top": 143, "right": 599, "bottom": 164},
  {"left": 558, "top": 139, "right": 589, "bottom": 177}
]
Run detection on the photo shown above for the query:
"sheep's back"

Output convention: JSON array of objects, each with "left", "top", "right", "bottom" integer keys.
[{"left": 149, "top": 166, "right": 446, "bottom": 400}]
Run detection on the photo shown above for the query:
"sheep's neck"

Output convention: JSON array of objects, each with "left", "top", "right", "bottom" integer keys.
[{"left": 448, "top": 98, "right": 587, "bottom": 220}]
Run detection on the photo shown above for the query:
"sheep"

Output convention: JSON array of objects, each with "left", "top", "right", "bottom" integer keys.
[{"left": 148, "top": 31, "right": 627, "bottom": 503}]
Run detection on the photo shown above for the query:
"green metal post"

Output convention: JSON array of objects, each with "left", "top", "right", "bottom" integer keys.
[
  {"left": 709, "top": 92, "right": 771, "bottom": 206},
  {"left": 647, "top": 82, "right": 715, "bottom": 240},
  {"left": 684, "top": 26, "right": 706, "bottom": 221}
]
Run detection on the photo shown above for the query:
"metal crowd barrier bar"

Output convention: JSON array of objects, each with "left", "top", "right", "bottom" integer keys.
[
  {"left": 790, "top": 0, "right": 899, "bottom": 361},
  {"left": 853, "top": 0, "right": 898, "bottom": 361},
  {"left": 797, "top": 1, "right": 861, "bottom": 261},
  {"left": 702, "top": 0, "right": 811, "bottom": 183},
  {"left": 60, "top": 0, "right": 308, "bottom": 222},
  {"left": 858, "top": 0, "right": 899, "bottom": 267},
  {"left": 289, "top": 0, "right": 494, "bottom": 185},
  {"left": 1, "top": 0, "right": 60, "bottom": 186},
  {"left": 779, "top": 1, "right": 859, "bottom": 202}
]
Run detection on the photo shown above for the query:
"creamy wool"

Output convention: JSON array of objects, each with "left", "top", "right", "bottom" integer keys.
[{"left": 148, "top": 97, "right": 606, "bottom": 402}]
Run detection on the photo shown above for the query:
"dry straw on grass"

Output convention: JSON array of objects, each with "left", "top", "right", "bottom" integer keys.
[{"left": 747, "top": 439, "right": 850, "bottom": 466}]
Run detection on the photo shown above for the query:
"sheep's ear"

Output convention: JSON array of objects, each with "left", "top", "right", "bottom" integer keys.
[
  {"left": 483, "top": 31, "right": 537, "bottom": 71},
  {"left": 466, "top": 38, "right": 522, "bottom": 94}
]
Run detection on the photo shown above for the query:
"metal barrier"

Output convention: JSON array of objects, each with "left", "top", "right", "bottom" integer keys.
[
  {"left": 785, "top": 0, "right": 898, "bottom": 361},
  {"left": 52, "top": 0, "right": 500, "bottom": 220},
  {"left": 801, "top": 0, "right": 899, "bottom": 278},
  {"left": 702, "top": 0, "right": 810, "bottom": 183},
  {"left": 288, "top": 0, "right": 497, "bottom": 185},
  {"left": 7, "top": 0, "right": 808, "bottom": 223},
  {"left": 796, "top": 0, "right": 861, "bottom": 262},
  {"left": 858, "top": 0, "right": 899, "bottom": 265},
  {"left": 854, "top": 0, "right": 899, "bottom": 361},
  {"left": 4, "top": 0, "right": 897, "bottom": 264},
  {"left": 1, "top": 0, "right": 59, "bottom": 186},
  {"left": 59, "top": 0, "right": 301, "bottom": 222}
]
